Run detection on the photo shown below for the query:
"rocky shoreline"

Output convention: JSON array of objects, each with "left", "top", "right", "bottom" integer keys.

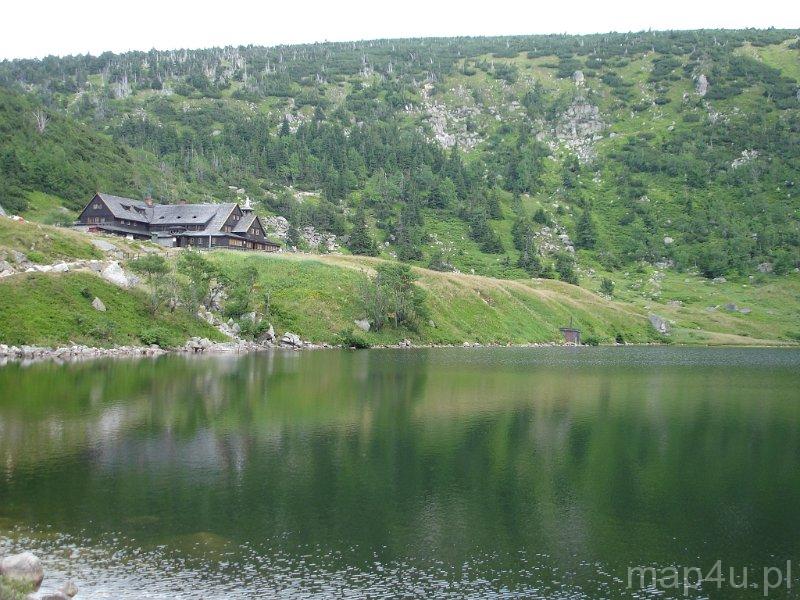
[{"left": 0, "top": 336, "right": 587, "bottom": 365}]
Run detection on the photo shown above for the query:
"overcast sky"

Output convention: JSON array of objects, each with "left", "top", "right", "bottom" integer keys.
[{"left": 1, "top": 0, "right": 798, "bottom": 60}]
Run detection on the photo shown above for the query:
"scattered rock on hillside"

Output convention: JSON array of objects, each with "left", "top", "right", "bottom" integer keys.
[
  {"left": 90, "top": 238, "right": 118, "bottom": 252},
  {"left": 757, "top": 262, "right": 773, "bottom": 273},
  {"left": 695, "top": 74, "right": 708, "bottom": 97},
  {"left": 648, "top": 314, "right": 670, "bottom": 334},
  {"left": 91, "top": 297, "right": 106, "bottom": 312},
  {"left": 554, "top": 101, "right": 605, "bottom": 162},
  {"left": 0, "top": 551, "right": 44, "bottom": 590},
  {"left": 100, "top": 262, "right": 135, "bottom": 288},
  {"left": 354, "top": 319, "right": 371, "bottom": 332},
  {"left": 731, "top": 149, "right": 759, "bottom": 169}
]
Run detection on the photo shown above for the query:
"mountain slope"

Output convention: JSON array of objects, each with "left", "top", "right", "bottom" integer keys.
[{"left": 0, "top": 29, "right": 798, "bottom": 285}]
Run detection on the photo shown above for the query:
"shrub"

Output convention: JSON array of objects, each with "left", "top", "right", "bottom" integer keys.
[
  {"left": 359, "top": 263, "right": 428, "bottom": 331},
  {"left": 554, "top": 253, "right": 579, "bottom": 285},
  {"left": 26, "top": 250, "right": 46, "bottom": 264},
  {"left": 600, "top": 278, "right": 615, "bottom": 297},
  {"left": 336, "top": 328, "right": 371, "bottom": 349},
  {"left": 583, "top": 334, "right": 600, "bottom": 346},
  {"left": 140, "top": 326, "right": 173, "bottom": 348}
]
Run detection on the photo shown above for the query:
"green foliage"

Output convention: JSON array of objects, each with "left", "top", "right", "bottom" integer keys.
[
  {"left": 347, "top": 205, "right": 379, "bottom": 256},
  {"left": 128, "top": 254, "right": 173, "bottom": 314},
  {"left": 0, "top": 29, "right": 799, "bottom": 282},
  {"left": 0, "top": 272, "right": 221, "bottom": 347},
  {"left": 554, "top": 252, "right": 579, "bottom": 285},
  {"left": 575, "top": 209, "right": 597, "bottom": 250},
  {"left": 139, "top": 326, "right": 173, "bottom": 348},
  {"left": 223, "top": 264, "right": 260, "bottom": 319},
  {"left": 360, "top": 263, "right": 428, "bottom": 331},
  {"left": 176, "top": 250, "right": 224, "bottom": 309},
  {"left": 427, "top": 247, "right": 450, "bottom": 271},
  {"left": 336, "top": 328, "right": 372, "bottom": 349},
  {"left": 600, "top": 277, "right": 615, "bottom": 297},
  {"left": 583, "top": 334, "right": 601, "bottom": 346},
  {"left": 0, "top": 218, "right": 102, "bottom": 263},
  {"left": 0, "top": 575, "right": 32, "bottom": 600}
]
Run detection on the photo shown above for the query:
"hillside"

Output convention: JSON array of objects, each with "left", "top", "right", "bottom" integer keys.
[
  {"left": 1, "top": 219, "right": 798, "bottom": 348},
  {"left": 0, "top": 30, "right": 798, "bottom": 284}
]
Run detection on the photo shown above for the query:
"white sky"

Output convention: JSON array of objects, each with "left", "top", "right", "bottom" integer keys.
[{"left": 1, "top": 0, "right": 798, "bottom": 60}]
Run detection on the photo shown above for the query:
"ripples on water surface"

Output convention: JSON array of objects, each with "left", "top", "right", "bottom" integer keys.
[{"left": 2, "top": 347, "right": 800, "bottom": 598}]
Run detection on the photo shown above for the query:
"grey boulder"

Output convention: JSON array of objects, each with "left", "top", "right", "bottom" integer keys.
[
  {"left": 648, "top": 314, "right": 670, "bottom": 334},
  {"left": 0, "top": 552, "right": 44, "bottom": 590},
  {"left": 91, "top": 297, "right": 106, "bottom": 312},
  {"left": 280, "top": 332, "right": 302, "bottom": 347}
]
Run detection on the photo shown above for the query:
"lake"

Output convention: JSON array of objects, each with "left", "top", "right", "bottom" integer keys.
[{"left": 1, "top": 347, "right": 800, "bottom": 599}]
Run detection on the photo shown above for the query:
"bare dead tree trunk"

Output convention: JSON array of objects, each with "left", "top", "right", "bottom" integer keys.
[{"left": 32, "top": 109, "right": 49, "bottom": 133}]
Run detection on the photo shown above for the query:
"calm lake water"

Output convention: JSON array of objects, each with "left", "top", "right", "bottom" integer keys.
[{"left": 1, "top": 347, "right": 800, "bottom": 599}]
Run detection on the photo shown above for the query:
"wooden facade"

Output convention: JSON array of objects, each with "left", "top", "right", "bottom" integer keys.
[{"left": 76, "top": 193, "right": 280, "bottom": 252}]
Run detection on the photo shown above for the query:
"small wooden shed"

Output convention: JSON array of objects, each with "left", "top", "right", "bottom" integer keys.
[{"left": 559, "top": 318, "right": 581, "bottom": 345}]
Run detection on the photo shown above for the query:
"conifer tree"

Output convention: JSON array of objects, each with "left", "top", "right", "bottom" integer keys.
[{"left": 348, "top": 205, "right": 379, "bottom": 256}]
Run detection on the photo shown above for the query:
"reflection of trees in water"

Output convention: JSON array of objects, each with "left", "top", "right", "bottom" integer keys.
[{"left": 2, "top": 355, "right": 800, "bottom": 581}]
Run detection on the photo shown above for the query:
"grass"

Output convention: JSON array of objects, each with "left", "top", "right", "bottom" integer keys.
[
  {"left": 0, "top": 576, "right": 31, "bottom": 600},
  {"left": 0, "top": 271, "right": 223, "bottom": 347},
  {"left": 21, "top": 191, "right": 77, "bottom": 225},
  {"left": 209, "top": 251, "right": 661, "bottom": 345},
  {"left": 0, "top": 217, "right": 102, "bottom": 264}
]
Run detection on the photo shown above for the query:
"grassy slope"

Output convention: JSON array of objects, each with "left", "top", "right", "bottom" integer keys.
[
  {"left": 0, "top": 219, "right": 796, "bottom": 348},
  {"left": 210, "top": 251, "right": 798, "bottom": 346},
  {"left": 0, "top": 271, "right": 223, "bottom": 347},
  {"left": 0, "top": 217, "right": 101, "bottom": 264}
]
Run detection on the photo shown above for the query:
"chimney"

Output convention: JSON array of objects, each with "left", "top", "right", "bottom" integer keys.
[{"left": 144, "top": 194, "right": 153, "bottom": 207}]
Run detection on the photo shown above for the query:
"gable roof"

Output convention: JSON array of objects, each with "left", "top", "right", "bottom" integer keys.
[
  {"left": 152, "top": 203, "right": 221, "bottom": 226},
  {"left": 203, "top": 203, "right": 239, "bottom": 233},
  {"left": 87, "top": 193, "right": 280, "bottom": 246},
  {"left": 233, "top": 212, "right": 258, "bottom": 233},
  {"left": 96, "top": 193, "right": 151, "bottom": 223}
]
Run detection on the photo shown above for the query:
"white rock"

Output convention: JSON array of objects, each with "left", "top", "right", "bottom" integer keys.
[
  {"left": 101, "top": 262, "right": 133, "bottom": 287},
  {"left": 51, "top": 263, "right": 69, "bottom": 273},
  {"left": 0, "top": 552, "right": 44, "bottom": 590},
  {"left": 91, "top": 297, "right": 106, "bottom": 312},
  {"left": 280, "top": 332, "right": 302, "bottom": 347},
  {"left": 354, "top": 319, "right": 371, "bottom": 332},
  {"left": 90, "top": 238, "right": 118, "bottom": 252}
]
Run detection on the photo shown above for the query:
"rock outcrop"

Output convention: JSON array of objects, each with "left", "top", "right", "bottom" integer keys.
[
  {"left": 555, "top": 102, "right": 604, "bottom": 162},
  {"left": 280, "top": 332, "right": 303, "bottom": 348},
  {"left": 695, "top": 74, "right": 709, "bottom": 97},
  {"left": 100, "top": 262, "right": 137, "bottom": 288},
  {"left": 648, "top": 314, "right": 670, "bottom": 334}
]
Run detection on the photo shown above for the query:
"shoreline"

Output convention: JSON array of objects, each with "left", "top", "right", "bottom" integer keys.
[{"left": 1, "top": 339, "right": 796, "bottom": 366}]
